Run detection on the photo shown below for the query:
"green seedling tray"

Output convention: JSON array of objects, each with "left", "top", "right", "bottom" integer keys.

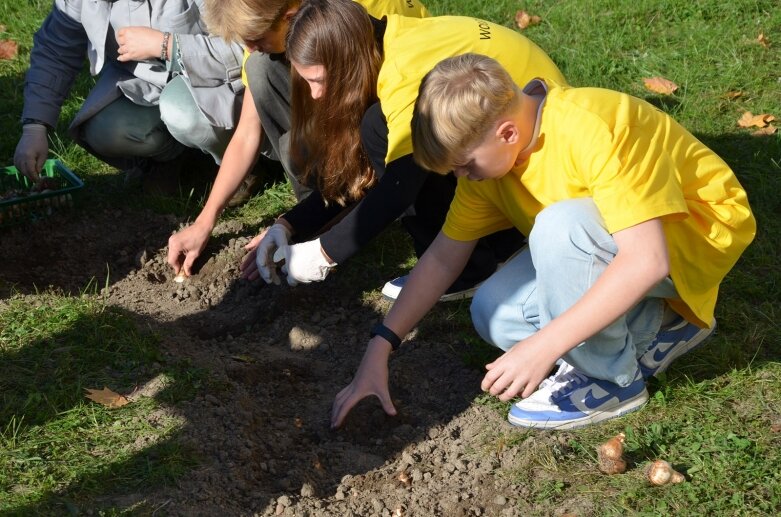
[{"left": 0, "top": 159, "right": 84, "bottom": 226}]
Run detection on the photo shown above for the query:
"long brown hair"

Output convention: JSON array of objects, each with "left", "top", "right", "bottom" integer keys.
[{"left": 287, "top": 0, "right": 381, "bottom": 206}]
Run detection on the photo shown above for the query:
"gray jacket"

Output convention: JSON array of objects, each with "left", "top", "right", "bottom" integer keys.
[{"left": 22, "top": 0, "right": 244, "bottom": 135}]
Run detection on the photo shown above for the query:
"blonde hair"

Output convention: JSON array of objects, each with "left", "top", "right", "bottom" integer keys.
[
  {"left": 203, "top": 0, "right": 296, "bottom": 45},
  {"left": 412, "top": 53, "right": 522, "bottom": 174},
  {"left": 287, "top": 0, "right": 380, "bottom": 206}
]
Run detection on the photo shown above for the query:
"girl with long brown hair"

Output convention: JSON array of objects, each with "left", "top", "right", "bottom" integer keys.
[{"left": 250, "top": 0, "right": 563, "bottom": 296}]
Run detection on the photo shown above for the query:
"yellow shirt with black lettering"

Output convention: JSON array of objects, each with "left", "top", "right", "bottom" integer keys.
[
  {"left": 443, "top": 80, "right": 756, "bottom": 328},
  {"left": 378, "top": 15, "right": 566, "bottom": 164},
  {"left": 241, "top": 0, "right": 429, "bottom": 86}
]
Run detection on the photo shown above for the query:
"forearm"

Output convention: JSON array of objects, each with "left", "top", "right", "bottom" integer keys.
[
  {"left": 196, "top": 93, "right": 262, "bottom": 226},
  {"left": 529, "top": 219, "right": 670, "bottom": 359},
  {"left": 382, "top": 234, "right": 476, "bottom": 341},
  {"left": 282, "top": 190, "right": 347, "bottom": 239},
  {"left": 319, "top": 154, "right": 429, "bottom": 264},
  {"left": 23, "top": 6, "right": 87, "bottom": 125}
]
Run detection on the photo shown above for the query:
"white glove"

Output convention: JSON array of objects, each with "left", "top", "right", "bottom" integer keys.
[
  {"left": 255, "top": 223, "right": 292, "bottom": 285},
  {"left": 281, "top": 238, "right": 335, "bottom": 286},
  {"left": 13, "top": 123, "right": 48, "bottom": 182}
]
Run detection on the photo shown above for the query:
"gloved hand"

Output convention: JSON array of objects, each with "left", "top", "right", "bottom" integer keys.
[
  {"left": 13, "top": 124, "right": 48, "bottom": 182},
  {"left": 255, "top": 223, "right": 292, "bottom": 284},
  {"left": 281, "top": 238, "right": 335, "bottom": 286}
]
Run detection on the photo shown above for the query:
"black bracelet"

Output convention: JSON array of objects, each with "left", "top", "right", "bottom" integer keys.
[
  {"left": 370, "top": 323, "right": 402, "bottom": 351},
  {"left": 21, "top": 118, "right": 48, "bottom": 127}
]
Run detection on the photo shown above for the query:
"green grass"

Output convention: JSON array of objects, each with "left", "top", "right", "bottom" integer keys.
[
  {"left": 0, "top": 293, "right": 202, "bottom": 514},
  {"left": 1, "top": 0, "right": 780, "bottom": 514}
]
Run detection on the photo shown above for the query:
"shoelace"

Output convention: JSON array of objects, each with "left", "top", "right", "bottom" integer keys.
[{"left": 550, "top": 369, "right": 589, "bottom": 400}]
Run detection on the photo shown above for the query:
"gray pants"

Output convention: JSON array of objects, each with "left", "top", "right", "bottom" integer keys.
[
  {"left": 244, "top": 51, "right": 311, "bottom": 201},
  {"left": 80, "top": 75, "right": 233, "bottom": 168}
]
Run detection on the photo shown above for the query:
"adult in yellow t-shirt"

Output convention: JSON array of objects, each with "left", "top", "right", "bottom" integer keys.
[{"left": 167, "top": 0, "right": 428, "bottom": 277}]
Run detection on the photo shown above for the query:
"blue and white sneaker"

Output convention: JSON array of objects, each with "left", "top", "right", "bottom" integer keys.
[
  {"left": 639, "top": 317, "right": 716, "bottom": 378},
  {"left": 508, "top": 363, "right": 649, "bottom": 430},
  {"left": 381, "top": 275, "right": 479, "bottom": 302}
]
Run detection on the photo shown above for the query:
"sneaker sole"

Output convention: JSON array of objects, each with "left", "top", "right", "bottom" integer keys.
[
  {"left": 640, "top": 322, "right": 716, "bottom": 378},
  {"left": 507, "top": 389, "right": 649, "bottom": 430},
  {"left": 381, "top": 284, "right": 477, "bottom": 303}
]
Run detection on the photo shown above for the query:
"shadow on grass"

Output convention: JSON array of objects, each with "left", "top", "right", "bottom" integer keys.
[{"left": 0, "top": 299, "right": 201, "bottom": 514}]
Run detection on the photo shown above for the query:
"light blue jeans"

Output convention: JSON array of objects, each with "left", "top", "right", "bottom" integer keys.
[{"left": 471, "top": 198, "right": 677, "bottom": 387}]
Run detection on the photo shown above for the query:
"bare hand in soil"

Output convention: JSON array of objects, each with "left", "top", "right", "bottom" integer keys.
[
  {"left": 331, "top": 338, "right": 396, "bottom": 428},
  {"left": 167, "top": 221, "right": 212, "bottom": 276}
]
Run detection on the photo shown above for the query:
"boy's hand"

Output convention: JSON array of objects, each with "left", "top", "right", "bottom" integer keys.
[
  {"left": 481, "top": 336, "right": 558, "bottom": 401},
  {"left": 331, "top": 338, "right": 396, "bottom": 428}
]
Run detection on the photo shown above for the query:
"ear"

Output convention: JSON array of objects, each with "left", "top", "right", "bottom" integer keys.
[
  {"left": 283, "top": 6, "right": 300, "bottom": 21},
  {"left": 496, "top": 120, "right": 520, "bottom": 145}
]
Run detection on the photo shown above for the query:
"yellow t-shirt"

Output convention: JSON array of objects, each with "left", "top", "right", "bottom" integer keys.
[
  {"left": 378, "top": 15, "right": 566, "bottom": 164},
  {"left": 241, "top": 0, "right": 429, "bottom": 86},
  {"left": 443, "top": 80, "right": 756, "bottom": 327}
]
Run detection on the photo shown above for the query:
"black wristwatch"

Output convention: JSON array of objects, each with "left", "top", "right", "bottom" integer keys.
[
  {"left": 369, "top": 323, "right": 402, "bottom": 351},
  {"left": 21, "top": 118, "right": 49, "bottom": 127}
]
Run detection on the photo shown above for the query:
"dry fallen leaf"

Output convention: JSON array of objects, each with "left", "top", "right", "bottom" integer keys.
[
  {"left": 737, "top": 111, "right": 775, "bottom": 128},
  {"left": 722, "top": 90, "right": 743, "bottom": 100},
  {"left": 757, "top": 32, "right": 770, "bottom": 48},
  {"left": 0, "top": 39, "right": 18, "bottom": 60},
  {"left": 643, "top": 76, "right": 678, "bottom": 95},
  {"left": 752, "top": 125, "right": 777, "bottom": 136},
  {"left": 515, "top": 10, "right": 542, "bottom": 30},
  {"left": 231, "top": 354, "right": 256, "bottom": 363},
  {"left": 85, "top": 386, "right": 130, "bottom": 408},
  {"left": 771, "top": 422, "right": 781, "bottom": 433}
]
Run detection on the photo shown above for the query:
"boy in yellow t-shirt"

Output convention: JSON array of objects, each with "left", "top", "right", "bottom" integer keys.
[{"left": 331, "top": 53, "right": 755, "bottom": 430}]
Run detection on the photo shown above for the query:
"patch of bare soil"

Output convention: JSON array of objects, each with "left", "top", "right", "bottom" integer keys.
[{"left": 0, "top": 207, "right": 588, "bottom": 517}]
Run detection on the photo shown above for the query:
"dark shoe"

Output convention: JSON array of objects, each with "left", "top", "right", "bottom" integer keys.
[
  {"left": 141, "top": 160, "right": 182, "bottom": 196},
  {"left": 227, "top": 172, "right": 263, "bottom": 207},
  {"left": 123, "top": 164, "right": 146, "bottom": 189},
  {"left": 122, "top": 159, "right": 181, "bottom": 196}
]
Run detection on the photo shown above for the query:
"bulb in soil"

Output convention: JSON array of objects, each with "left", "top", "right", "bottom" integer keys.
[
  {"left": 598, "top": 432, "right": 625, "bottom": 460},
  {"left": 597, "top": 432, "right": 626, "bottom": 474},
  {"left": 174, "top": 272, "right": 186, "bottom": 283},
  {"left": 397, "top": 470, "right": 411, "bottom": 487},
  {"left": 598, "top": 457, "right": 627, "bottom": 475},
  {"left": 645, "top": 460, "right": 685, "bottom": 486}
]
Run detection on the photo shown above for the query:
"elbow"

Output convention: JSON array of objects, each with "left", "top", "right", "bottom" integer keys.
[{"left": 647, "top": 252, "right": 670, "bottom": 286}]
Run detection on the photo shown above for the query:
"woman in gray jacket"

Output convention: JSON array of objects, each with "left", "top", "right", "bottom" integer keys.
[{"left": 14, "top": 0, "right": 244, "bottom": 184}]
